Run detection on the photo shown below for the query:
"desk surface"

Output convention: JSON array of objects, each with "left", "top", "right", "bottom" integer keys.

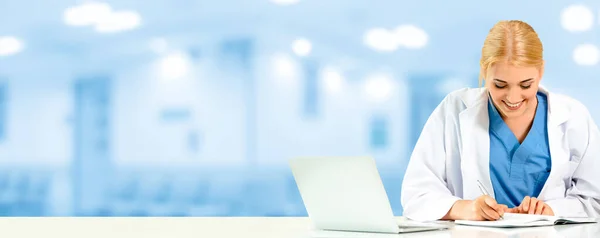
[{"left": 0, "top": 217, "right": 598, "bottom": 238}]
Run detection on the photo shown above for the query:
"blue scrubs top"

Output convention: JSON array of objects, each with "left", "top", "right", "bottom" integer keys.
[{"left": 488, "top": 92, "right": 552, "bottom": 208}]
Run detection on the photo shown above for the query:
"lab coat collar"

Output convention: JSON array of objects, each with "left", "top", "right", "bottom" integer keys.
[{"left": 537, "top": 86, "right": 570, "bottom": 127}]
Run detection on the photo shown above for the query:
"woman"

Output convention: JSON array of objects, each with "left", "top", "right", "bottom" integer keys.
[{"left": 400, "top": 20, "right": 600, "bottom": 221}]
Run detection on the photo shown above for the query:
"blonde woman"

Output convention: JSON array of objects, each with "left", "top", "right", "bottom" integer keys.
[{"left": 400, "top": 20, "right": 600, "bottom": 221}]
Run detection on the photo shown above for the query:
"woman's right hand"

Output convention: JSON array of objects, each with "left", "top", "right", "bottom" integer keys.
[{"left": 443, "top": 195, "right": 508, "bottom": 221}]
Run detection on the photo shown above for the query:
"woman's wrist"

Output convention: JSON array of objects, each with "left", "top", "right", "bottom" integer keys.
[{"left": 442, "top": 200, "right": 472, "bottom": 220}]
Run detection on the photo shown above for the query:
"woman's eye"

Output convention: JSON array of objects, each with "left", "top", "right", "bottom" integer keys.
[
  {"left": 521, "top": 85, "right": 531, "bottom": 89},
  {"left": 494, "top": 84, "right": 506, "bottom": 89}
]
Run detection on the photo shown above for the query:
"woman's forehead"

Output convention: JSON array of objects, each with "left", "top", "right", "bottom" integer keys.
[{"left": 490, "top": 63, "right": 539, "bottom": 81}]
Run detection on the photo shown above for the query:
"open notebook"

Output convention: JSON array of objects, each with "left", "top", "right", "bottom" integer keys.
[{"left": 455, "top": 213, "right": 598, "bottom": 228}]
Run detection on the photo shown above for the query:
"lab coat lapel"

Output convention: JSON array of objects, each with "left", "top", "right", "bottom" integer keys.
[
  {"left": 459, "top": 90, "right": 493, "bottom": 200},
  {"left": 537, "top": 87, "right": 570, "bottom": 199}
]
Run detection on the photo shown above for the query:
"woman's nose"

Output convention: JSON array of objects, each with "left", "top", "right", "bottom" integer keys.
[{"left": 506, "top": 89, "right": 522, "bottom": 103}]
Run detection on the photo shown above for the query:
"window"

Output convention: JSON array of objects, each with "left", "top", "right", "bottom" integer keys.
[
  {"left": 407, "top": 74, "right": 446, "bottom": 150},
  {"left": 187, "top": 130, "right": 201, "bottom": 154},
  {"left": 160, "top": 107, "right": 190, "bottom": 122},
  {"left": 369, "top": 115, "right": 388, "bottom": 149},
  {"left": 302, "top": 60, "right": 319, "bottom": 117},
  {"left": 73, "top": 76, "right": 112, "bottom": 214},
  {"left": 0, "top": 81, "right": 6, "bottom": 141}
]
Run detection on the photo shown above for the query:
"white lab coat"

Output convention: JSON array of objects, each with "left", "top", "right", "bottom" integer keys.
[{"left": 401, "top": 86, "right": 600, "bottom": 221}]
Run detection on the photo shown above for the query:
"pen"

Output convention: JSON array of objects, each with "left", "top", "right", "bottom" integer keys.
[{"left": 476, "top": 180, "right": 504, "bottom": 220}]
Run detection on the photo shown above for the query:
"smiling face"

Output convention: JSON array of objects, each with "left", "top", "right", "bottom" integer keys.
[{"left": 486, "top": 61, "right": 544, "bottom": 119}]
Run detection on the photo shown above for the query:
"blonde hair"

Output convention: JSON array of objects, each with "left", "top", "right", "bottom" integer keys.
[{"left": 479, "top": 20, "right": 544, "bottom": 86}]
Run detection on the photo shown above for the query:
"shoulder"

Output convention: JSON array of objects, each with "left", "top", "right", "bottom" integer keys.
[
  {"left": 548, "top": 91, "right": 600, "bottom": 157},
  {"left": 548, "top": 91, "right": 598, "bottom": 131},
  {"left": 422, "top": 87, "right": 486, "bottom": 126},
  {"left": 437, "top": 87, "right": 486, "bottom": 113},
  {"left": 549, "top": 92, "right": 590, "bottom": 116}
]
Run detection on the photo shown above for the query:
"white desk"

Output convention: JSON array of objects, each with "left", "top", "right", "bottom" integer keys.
[{"left": 0, "top": 217, "right": 598, "bottom": 238}]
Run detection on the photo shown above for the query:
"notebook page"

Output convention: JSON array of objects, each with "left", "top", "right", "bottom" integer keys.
[
  {"left": 455, "top": 213, "right": 554, "bottom": 228},
  {"left": 501, "top": 213, "right": 555, "bottom": 222},
  {"left": 455, "top": 213, "right": 597, "bottom": 227},
  {"left": 504, "top": 213, "right": 597, "bottom": 224},
  {"left": 455, "top": 219, "right": 554, "bottom": 228}
]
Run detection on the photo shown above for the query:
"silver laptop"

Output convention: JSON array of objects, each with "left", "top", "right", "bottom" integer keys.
[{"left": 289, "top": 156, "right": 449, "bottom": 234}]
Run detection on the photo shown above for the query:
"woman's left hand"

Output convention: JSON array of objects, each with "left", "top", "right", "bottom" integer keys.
[{"left": 506, "top": 196, "right": 554, "bottom": 215}]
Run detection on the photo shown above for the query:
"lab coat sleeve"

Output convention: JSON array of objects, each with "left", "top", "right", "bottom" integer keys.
[
  {"left": 546, "top": 108, "right": 600, "bottom": 218},
  {"left": 401, "top": 97, "right": 461, "bottom": 221}
]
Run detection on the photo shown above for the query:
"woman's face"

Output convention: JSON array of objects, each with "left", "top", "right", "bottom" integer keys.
[{"left": 486, "top": 61, "right": 544, "bottom": 119}]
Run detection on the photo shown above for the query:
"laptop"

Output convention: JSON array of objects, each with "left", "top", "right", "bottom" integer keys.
[{"left": 289, "top": 156, "right": 450, "bottom": 234}]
